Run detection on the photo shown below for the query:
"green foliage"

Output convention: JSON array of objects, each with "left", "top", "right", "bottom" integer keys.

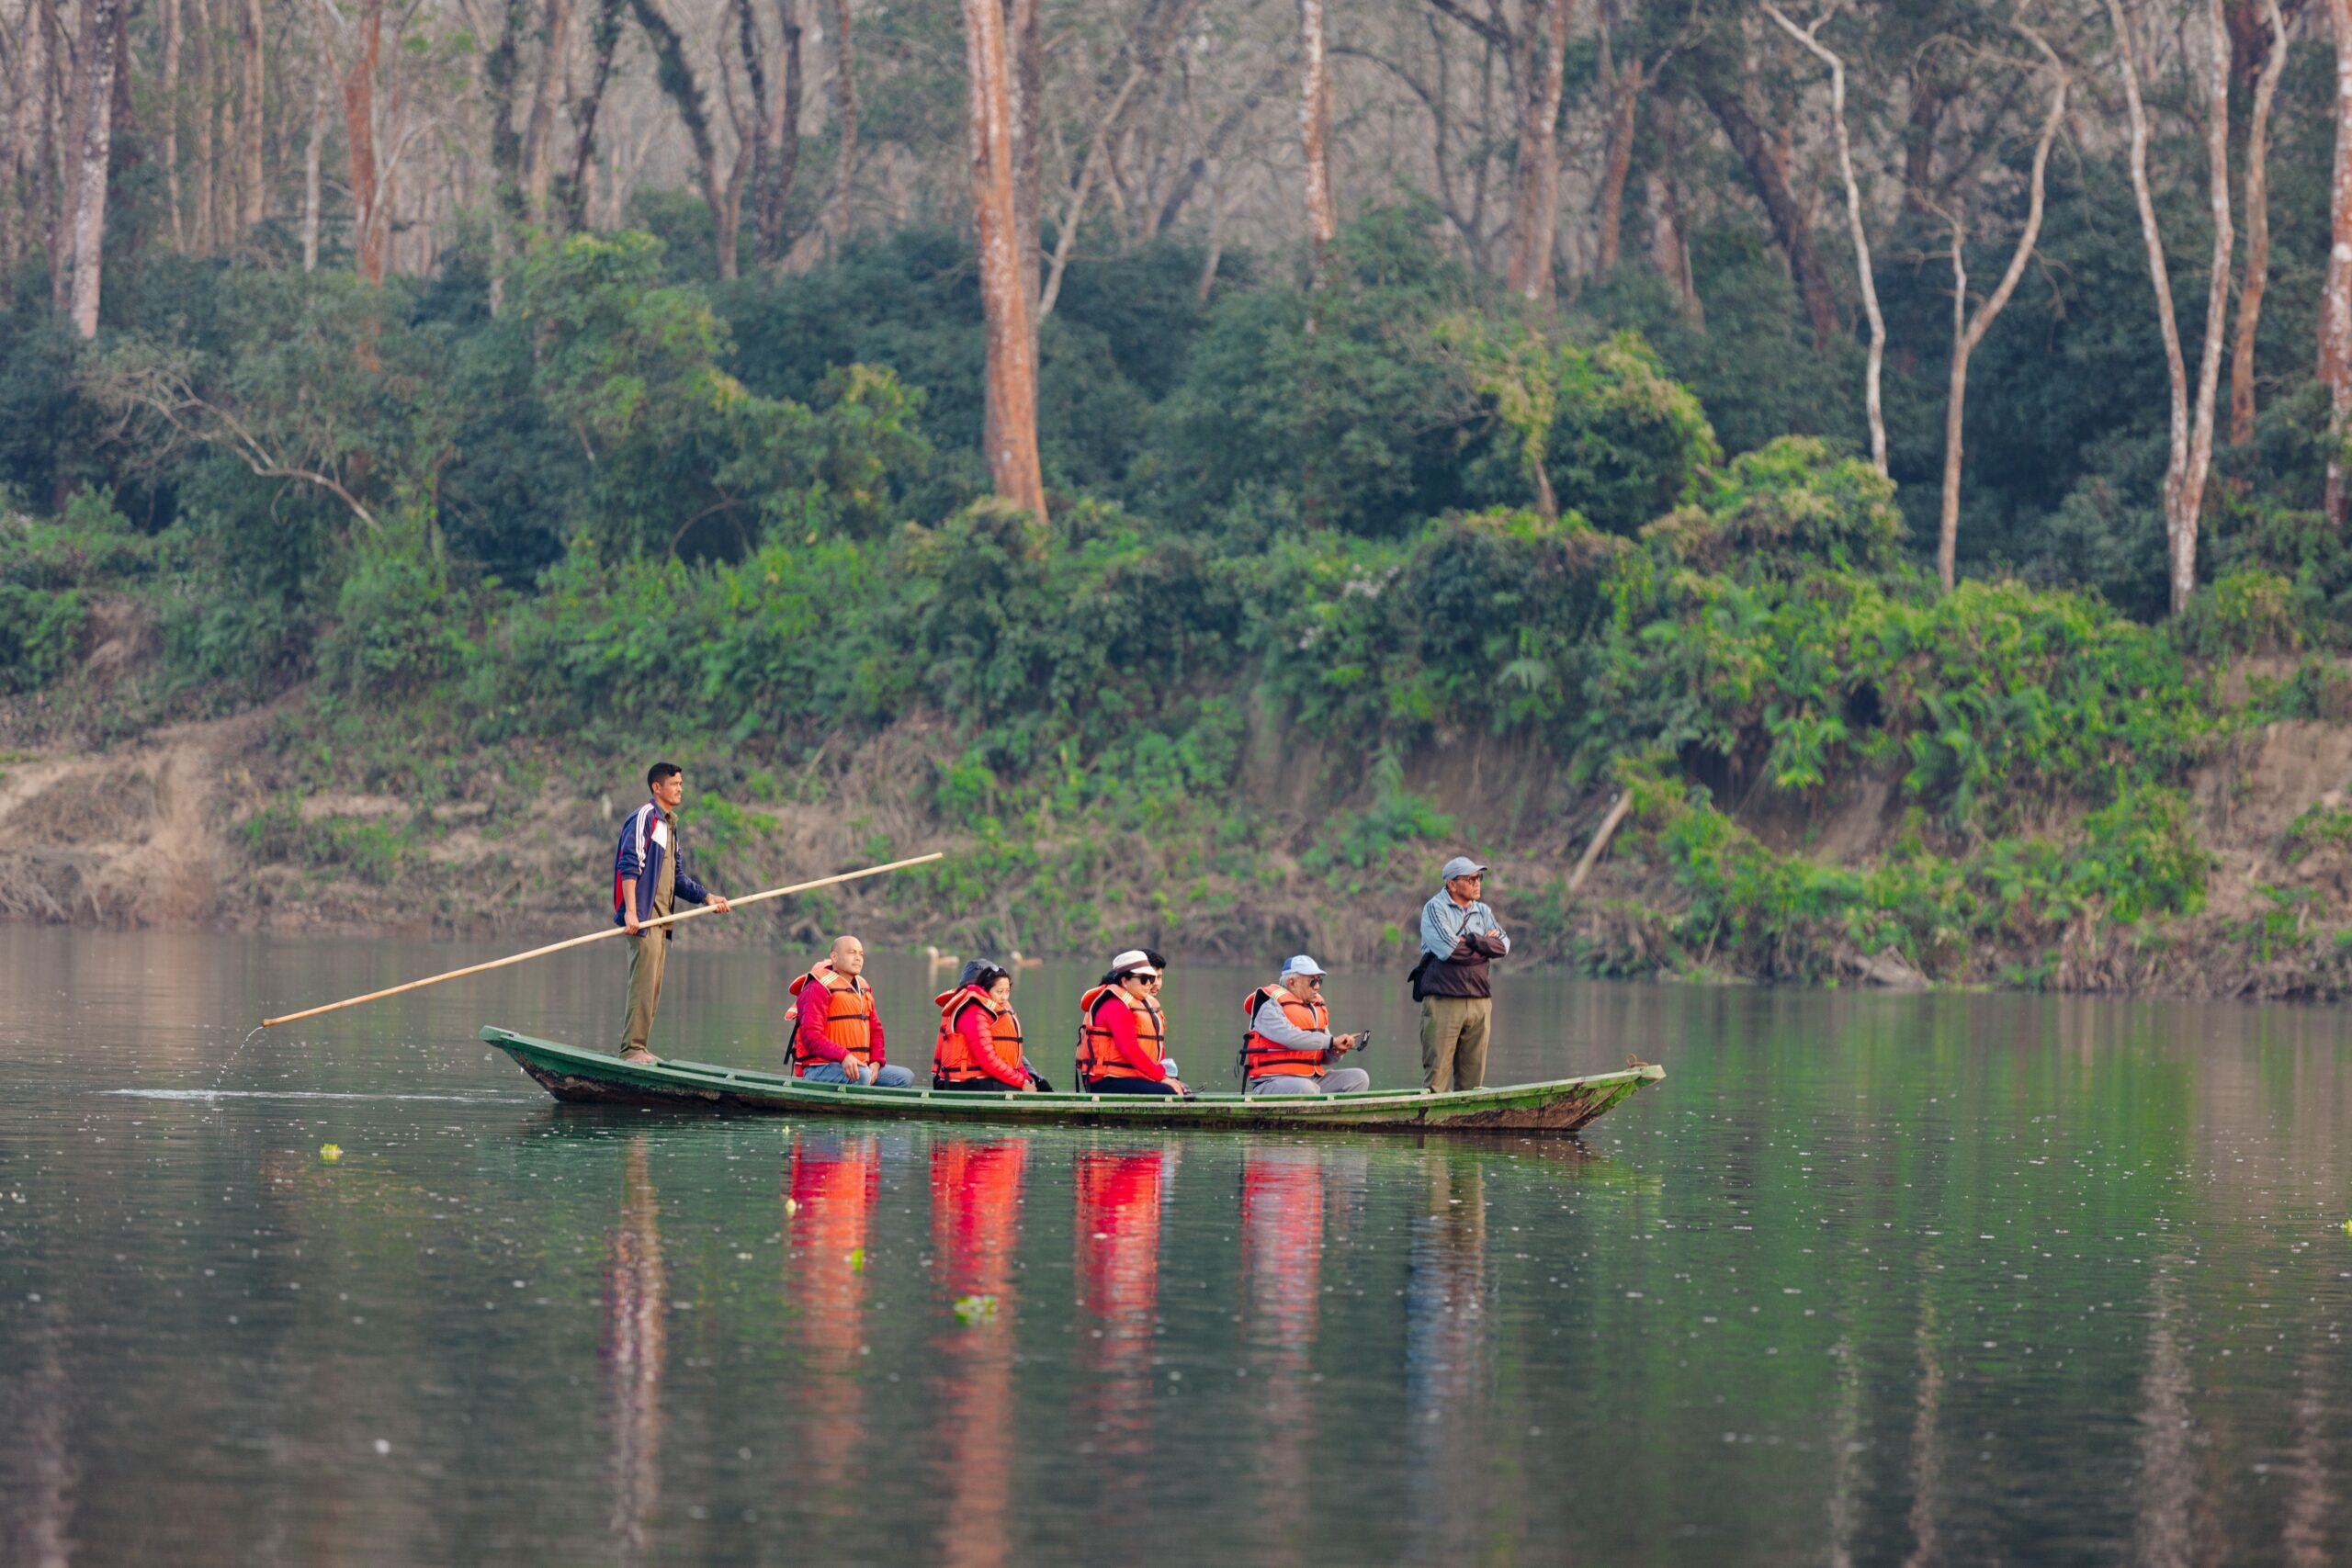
[
  {"left": 11, "top": 191, "right": 2340, "bottom": 992},
  {"left": 1437, "top": 320, "right": 1719, "bottom": 534},
  {"left": 317, "top": 531, "right": 474, "bottom": 700},
  {"left": 1299, "top": 743, "right": 1456, "bottom": 873},
  {"left": 1, "top": 489, "right": 164, "bottom": 592},
  {"left": 2176, "top": 566, "right": 2306, "bottom": 658},
  {"left": 1255, "top": 509, "right": 1623, "bottom": 747},
  {"left": 1651, "top": 437, "right": 1905, "bottom": 579},
  {"left": 2283, "top": 802, "right": 2352, "bottom": 861},
  {"left": 0, "top": 582, "right": 85, "bottom": 693},
  {"left": 1587, "top": 552, "right": 2210, "bottom": 831},
  {"left": 2069, "top": 787, "right": 2211, "bottom": 922},
  {"left": 1546, "top": 333, "right": 1722, "bottom": 535},
  {"left": 1623, "top": 780, "right": 2211, "bottom": 984},
  {"left": 1159, "top": 200, "right": 1499, "bottom": 536},
  {"left": 243, "top": 799, "right": 411, "bottom": 886}
]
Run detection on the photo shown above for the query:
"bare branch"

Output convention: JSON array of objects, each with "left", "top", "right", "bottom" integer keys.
[{"left": 1761, "top": 0, "right": 1884, "bottom": 476}]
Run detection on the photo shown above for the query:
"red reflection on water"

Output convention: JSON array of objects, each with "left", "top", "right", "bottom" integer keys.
[
  {"left": 1074, "top": 1148, "right": 1167, "bottom": 1499},
  {"left": 604, "top": 1136, "right": 666, "bottom": 1559},
  {"left": 930, "top": 1138, "right": 1028, "bottom": 1568},
  {"left": 787, "top": 1134, "right": 880, "bottom": 1496}
]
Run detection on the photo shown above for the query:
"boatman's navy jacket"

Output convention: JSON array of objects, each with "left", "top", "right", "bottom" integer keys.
[{"left": 612, "top": 800, "right": 713, "bottom": 931}]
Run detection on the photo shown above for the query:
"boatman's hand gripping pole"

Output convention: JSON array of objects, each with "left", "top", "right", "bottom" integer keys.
[{"left": 258, "top": 852, "right": 945, "bottom": 1029}]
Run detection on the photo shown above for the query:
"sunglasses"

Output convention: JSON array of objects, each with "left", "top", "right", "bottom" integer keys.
[{"left": 1131, "top": 971, "right": 1161, "bottom": 984}]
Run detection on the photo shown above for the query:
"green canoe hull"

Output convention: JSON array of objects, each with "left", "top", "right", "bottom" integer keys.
[{"left": 481, "top": 1026, "right": 1663, "bottom": 1134}]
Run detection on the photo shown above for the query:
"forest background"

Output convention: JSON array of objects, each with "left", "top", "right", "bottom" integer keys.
[{"left": 7, "top": 0, "right": 2352, "bottom": 998}]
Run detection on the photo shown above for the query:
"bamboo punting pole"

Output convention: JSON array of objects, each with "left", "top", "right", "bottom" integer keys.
[{"left": 259, "top": 852, "right": 944, "bottom": 1028}]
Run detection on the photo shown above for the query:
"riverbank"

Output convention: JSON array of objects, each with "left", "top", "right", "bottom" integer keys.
[{"left": 9, "top": 658, "right": 2352, "bottom": 1001}]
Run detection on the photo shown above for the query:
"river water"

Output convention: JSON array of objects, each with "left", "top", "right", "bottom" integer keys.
[{"left": 1, "top": 925, "right": 2347, "bottom": 1566}]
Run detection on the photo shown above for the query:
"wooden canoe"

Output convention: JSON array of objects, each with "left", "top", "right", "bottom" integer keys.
[{"left": 481, "top": 1026, "right": 1663, "bottom": 1134}]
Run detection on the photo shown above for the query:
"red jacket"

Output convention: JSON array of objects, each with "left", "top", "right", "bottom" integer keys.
[
  {"left": 795, "top": 985, "right": 888, "bottom": 1066},
  {"left": 1091, "top": 991, "right": 1167, "bottom": 1082},
  {"left": 953, "top": 1003, "right": 1027, "bottom": 1087}
]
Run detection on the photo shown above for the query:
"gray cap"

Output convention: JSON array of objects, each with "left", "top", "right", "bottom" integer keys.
[
  {"left": 1440, "top": 855, "right": 1487, "bottom": 882},
  {"left": 1280, "top": 953, "right": 1327, "bottom": 978}
]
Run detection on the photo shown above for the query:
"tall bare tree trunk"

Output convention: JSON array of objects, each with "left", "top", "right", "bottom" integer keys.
[
  {"left": 1039, "top": 0, "right": 1201, "bottom": 322},
  {"left": 1766, "top": 5, "right": 1884, "bottom": 475},
  {"left": 828, "top": 0, "right": 855, "bottom": 250},
  {"left": 1901, "top": 73, "right": 1945, "bottom": 217},
  {"left": 523, "top": 0, "right": 579, "bottom": 221},
  {"left": 31, "top": 0, "right": 60, "bottom": 281},
  {"left": 564, "top": 0, "right": 627, "bottom": 231},
  {"left": 211, "top": 0, "right": 236, "bottom": 248},
  {"left": 630, "top": 0, "right": 735, "bottom": 277},
  {"left": 1939, "top": 50, "right": 2068, "bottom": 593},
  {"left": 1647, "top": 97, "right": 1701, "bottom": 327},
  {"left": 1698, "top": 54, "right": 1836, "bottom": 351},
  {"left": 961, "top": 0, "right": 1046, "bottom": 525},
  {"left": 1004, "top": 0, "right": 1040, "bottom": 317},
  {"left": 66, "top": 0, "right": 119, "bottom": 336},
  {"left": 2110, "top": 0, "right": 2231, "bottom": 616},
  {"left": 344, "top": 0, "right": 384, "bottom": 284},
  {"left": 1, "top": 28, "right": 26, "bottom": 274},
  {"left": 729, "top": 0, "right": 770, "bottom": 259},
  {"left": 1596, "top": 60, "right": 1641, "bottom": 274},
  {"left": 1503, "top": 0, "right": 1571, "bottom": 302},
  {"left": 2324, "top": 0, "right": 2352, "bottom": 525},
  {"left": 190, "top": 0, "right": 216, "bottom": 251},
  {"left": 55, "top": 0, "right": 95, "bottom": 315},
  {"left": 1298, "top": 0, "right": 1336, "bottom": 274},
  {"left": 753, "top": 0, "right": 802, "bottom": 265},
  {"left": 162, "top": 0, "right": 184, "bottom": 247},
  {"left": 302, "top": 26, "right": 328, "bottom": 269},
  {"left": 2229, "top": 0, "right": 2287, "bottom": 448},
  {"left": 1195, "top": 174, "right": 1224, "bottom": 300},
  {"left": 239, "top": 0, "right": 264, "bottom": 230}
]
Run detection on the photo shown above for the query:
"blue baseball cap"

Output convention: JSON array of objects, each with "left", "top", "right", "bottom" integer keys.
[
  {"left": 1440, "top": 856, "right": 1487, "bottom": 881},
  {"left": 1281, "top": 954, "right": 1328, "bottom": 977}
]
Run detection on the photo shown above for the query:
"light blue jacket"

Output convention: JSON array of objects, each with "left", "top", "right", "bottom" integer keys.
[{"left": 1420, "top": 892, "right": 1509, "bottom": 961}]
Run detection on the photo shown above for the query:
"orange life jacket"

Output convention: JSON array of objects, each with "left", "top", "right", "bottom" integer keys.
[
  {"left": 787, "top": 962, "right": 876, "bottom": 1074},
  {"left": 1076, "top": 984, "right": 1166, "bottom": 1082},
  {"left": 933, "top": 986, "right": 1026, "bottom": 1085},
  {"left": 1241, "top": 984, "right": 1329, "bottom": 1080}
]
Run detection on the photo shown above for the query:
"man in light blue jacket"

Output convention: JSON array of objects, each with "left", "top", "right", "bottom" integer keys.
[{"left": 1414, "top": 856, "right": 1509, "bottom": 1091}]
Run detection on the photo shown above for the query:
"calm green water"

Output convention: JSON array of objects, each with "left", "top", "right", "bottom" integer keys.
[{"left": 2, "top": 926, "right": 2348, "bottom": 1566}]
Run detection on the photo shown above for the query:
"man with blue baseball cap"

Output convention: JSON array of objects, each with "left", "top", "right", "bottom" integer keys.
[
  {"left": 1411, "top": 855, "right": 1510, "bottom": 1091},
  {"left": 1238, "top": 954, "right": 1372, "bottom": 1095}
]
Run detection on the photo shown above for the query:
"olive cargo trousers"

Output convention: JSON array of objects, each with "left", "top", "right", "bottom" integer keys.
[{"left": 1419, "top": 995, "right": 1490, "bottom": 1092}]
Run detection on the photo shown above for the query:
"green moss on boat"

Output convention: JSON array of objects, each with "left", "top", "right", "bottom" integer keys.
[{"left": 481, "top": 1026, "right": 1663, "bottom": 1134}]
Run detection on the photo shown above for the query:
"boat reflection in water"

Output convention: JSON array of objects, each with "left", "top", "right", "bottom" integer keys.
[
  {"left": 786, "top": 1133, "right": 883, "bottom": 1501},
  {"left": 930, "top": 1138, "right": 1029, "bottom": 1568},
  {"left": 604, "top": 1135, "right": 667, "bottom": 1561},
  {"left": 1406, "top": 1154, "right": 1489, "bottom": 1562},
  {"left": 1073, "top": 1145, "right": 1172, "bottom": 1510},
  {"left": 1238, "top": 1145, "right": 1328, "bottom": 1565}
]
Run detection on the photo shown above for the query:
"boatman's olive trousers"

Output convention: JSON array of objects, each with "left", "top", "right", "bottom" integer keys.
[
  {"left": 1419, "top": 995, "right": 1490, "bottom": 1092},
  {"left": 622, "top": 931, "right": 669, "bottom": 1055}
]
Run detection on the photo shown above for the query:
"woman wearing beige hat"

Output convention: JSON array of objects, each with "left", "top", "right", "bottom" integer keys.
[{"left": 1073, "top": 949, "right": 1188, "bottom": 1095}]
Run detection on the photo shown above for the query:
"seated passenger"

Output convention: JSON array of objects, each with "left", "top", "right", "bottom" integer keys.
[
  {"left": 788, "top": 934, "right": 915, "bottom": 1087},
  {"left": 1241, "top": 955, "right": 1371, "bottom": 1096},
  {"left": 1076, "top": 950, "right": 1188, "bottom": 1096},
  {"left": 933, "top": 960, "right": 1043, "bottom": 1091}
]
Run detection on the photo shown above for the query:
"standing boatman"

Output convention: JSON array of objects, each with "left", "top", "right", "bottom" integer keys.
[
  {"left": 1413, "top": 855, "right": 1508, "bottom": 1092},
  {"left": 614, "top": 761, "right": 730, "bottom": 1064}
]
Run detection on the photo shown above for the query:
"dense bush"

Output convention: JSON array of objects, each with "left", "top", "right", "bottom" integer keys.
[
  {"left": 0, "top": 583, "right": 85, "bottom": 693},
  {"left": 9, "top": 190, "right": 2338, "bottom": 984}
]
